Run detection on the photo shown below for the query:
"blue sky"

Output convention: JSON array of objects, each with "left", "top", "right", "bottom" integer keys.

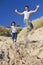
[{"left": 0, "top": 0, "right": 43, "bottom": 27}]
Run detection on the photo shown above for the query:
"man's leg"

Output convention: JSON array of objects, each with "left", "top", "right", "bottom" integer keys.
[
  {"left": 25, "top": 20, "right": 33, "bottom": 31},
  {"left": 29, "top": 22, "right": 33, "bottom": 31},
  {"left": 24, "top": 19, "right": 29, "bottom": 27}
]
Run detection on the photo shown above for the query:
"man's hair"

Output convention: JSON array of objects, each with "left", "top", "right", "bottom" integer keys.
[
  {"left": 25, "top": 5, "right": 29, "bottom": 8},
  {"left": 11, "top": 21, "right": 16, "bottom": 26}
]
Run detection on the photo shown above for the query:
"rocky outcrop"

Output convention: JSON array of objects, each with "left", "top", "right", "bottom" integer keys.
[{"left": 0, "top": 27, "right": 43, "bottom": 65}]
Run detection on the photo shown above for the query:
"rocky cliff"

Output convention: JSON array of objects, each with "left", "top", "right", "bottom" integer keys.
[
  {"left": 0, "top": 27, "right": 43, "bottom": 65},
  {"left": 0, "top": 17, "right": 43, "bottom": 65}
]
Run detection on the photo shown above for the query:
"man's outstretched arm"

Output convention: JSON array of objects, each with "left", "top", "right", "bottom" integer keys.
[
  {"left": 15, "top": 9, "right": 24, "bottom": 15},
  {"left": 30, "top": 5, "right": 40, "bottom": 13}
]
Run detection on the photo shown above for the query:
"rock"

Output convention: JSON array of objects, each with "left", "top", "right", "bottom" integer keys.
[
  {"left": 38, "top": 51, "right": 43, "bottom": 59},
  {"left": 30, "top": 48, "right": 39, "bottom": 56},
  {"left": 17, "top": 28, "right": 28, "bottom": 42},
  {"left": 28, "top": 27, "right": 43, "bottom": 42}
]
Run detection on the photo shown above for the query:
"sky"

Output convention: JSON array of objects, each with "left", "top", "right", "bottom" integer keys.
[{"left": 0, "top": 0, "right": 43, "bottom": 27}]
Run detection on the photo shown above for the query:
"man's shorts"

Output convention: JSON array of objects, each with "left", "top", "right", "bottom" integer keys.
[{"left": 24, "top": 19, "right": 33, "bottom": 30}]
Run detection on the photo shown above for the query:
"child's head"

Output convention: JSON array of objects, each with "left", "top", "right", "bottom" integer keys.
[
  {"left": 11, "top": 21, "right": 16, "bottom": 26},
  {"left": 25, "top": 6, "right": 29, "bottom": 11}
]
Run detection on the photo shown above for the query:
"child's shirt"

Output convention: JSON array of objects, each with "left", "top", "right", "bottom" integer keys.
[
  {"left": 11, "top": 26, "right": 17, "bottom": 33},
  {"left": 23, "top": 10, "right": 36, "bottom": 20}
]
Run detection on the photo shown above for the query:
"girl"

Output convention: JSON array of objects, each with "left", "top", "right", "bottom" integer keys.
[{"left": 11, "top": 21, "right": 17, "bottom": 43}]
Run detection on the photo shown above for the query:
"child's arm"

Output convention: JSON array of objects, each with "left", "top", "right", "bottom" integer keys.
[
  {"left": 15, "top": 9, "right": 24, "bottom": 15},
  {"left": 30, "top": 5, "right": 39, "bottom": 14}
]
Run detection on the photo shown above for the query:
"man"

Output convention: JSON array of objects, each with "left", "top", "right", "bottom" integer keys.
[{"left": 15, "top": 5, "right": 39, "bottom": 31}]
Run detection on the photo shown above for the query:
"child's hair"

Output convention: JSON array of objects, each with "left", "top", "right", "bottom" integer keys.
[
  {"left": 25, "top": 5, "right": 29, "bottom": 8},
  {"left": 11, "top": 21, "right": 16, "bottom": 26}
]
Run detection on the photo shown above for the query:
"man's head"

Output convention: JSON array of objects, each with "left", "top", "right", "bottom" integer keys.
[{"left": 25, "top": 6, "right": 29, "bottom": 11}]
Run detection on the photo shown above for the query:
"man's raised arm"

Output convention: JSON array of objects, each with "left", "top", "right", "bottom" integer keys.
[
  {"left": 30, "top": 5, "right": 40, "bottom": 14},
  {"left": 15, "top": 9, "right": 24, "bottom": 15}
]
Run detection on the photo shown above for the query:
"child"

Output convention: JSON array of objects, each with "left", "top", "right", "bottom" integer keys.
[
  {"left": 11, "top": 21, "right": 17, "bottom": 43},
  {"left": 15, "top": 5, "right": 39, "bottom": 31}
]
